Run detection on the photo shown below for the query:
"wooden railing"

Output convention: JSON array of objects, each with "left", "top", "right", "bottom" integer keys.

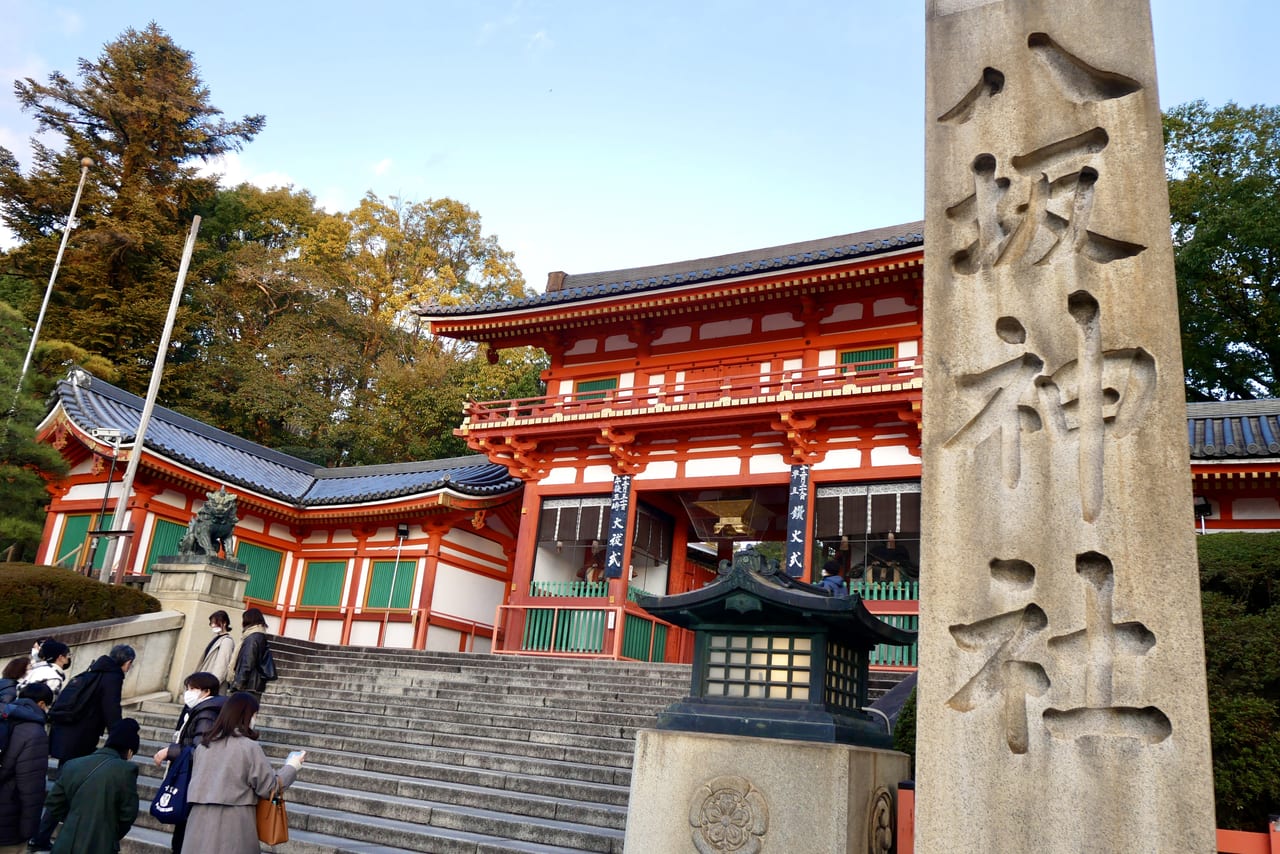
[
  {"left": 463, "top": 358, "right": 922, "bottom": 426},
  {"left": 493, "top": 601, "right": 692, "bottom": 663},
  {"left": 855, "top": 580, "right": 920, "bottom": 670},
  {"left": 529, "top": 580, "right": 656, "bottom": 602}
]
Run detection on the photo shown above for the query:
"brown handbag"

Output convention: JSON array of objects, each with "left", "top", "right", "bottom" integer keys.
[{"left": 256, "top": 780, "right": 289, "bottom": 845}]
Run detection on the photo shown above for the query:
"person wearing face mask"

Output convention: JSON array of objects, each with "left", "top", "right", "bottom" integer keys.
[
  {"left": 17, "top": 641, "right": 70, "bottom": 701},
  {"left": 231, "top": 608, "right": 271, "bottom": 701},
  {"left": 0, "top": 683, "right": 53, "bottom": 854},
  {"left": 152, "top": 672, "right": 224, "bottom": 854},
  {"left": 185, "top": 692, "right": 305, "bottom": 853},
  {"left": 197, "top": 611, "right": 236, "bottom": 691}
]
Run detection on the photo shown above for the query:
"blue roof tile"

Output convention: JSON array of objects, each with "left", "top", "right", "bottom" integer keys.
[{"left": 52, "top": 371, "right": 520, "bottom": 506}]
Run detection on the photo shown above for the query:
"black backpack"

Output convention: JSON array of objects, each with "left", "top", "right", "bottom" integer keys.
[{"left": 47, "top": 671, "right": 101, "bottom": 725}]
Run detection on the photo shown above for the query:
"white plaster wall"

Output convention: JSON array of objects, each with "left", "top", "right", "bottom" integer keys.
[
  {"left": 431, "top": 564, "right": 505, "bottom": 626},
  {"left": 542, "top": 466, "right": 578, "bottom": 485},
  {"left": 472, "top": 636, "right": 492, "bottom": 653},
  {"left": 700, "top": 318, "right": 752, "bottom": 339},
  {"left": 749, "top": 455, "right": 794, "bottom": 475},
  {"left": 556, "top": 379, "right": 574, "bottom": 396},
  {"left": 264, "top": 615, "right": 281, "bottom": 634},
  {"left": 65, "top": 482, "right": 118, "bottom": 501},
  {"left": 269, "top": 523, "right": 293, "bottom": 541},
  {"left": 383, "top": 622, "right": 415, "bottom": 649},
  {"left": 313, "top": 619, "right": 343, "bottom": 645},
  {"left": 653, "top": 326, "right": 692, "bottom": 346},
  {"left": 331, "top": 529, "right": 356, "bottom": 544},
  {"left": 444, "top": 528, "right": 505, "bottom": 562},
  {"left": 534, "top": 546, "right": 581, "bottom": 584},
  {"left": 815, "top": 448, "right": 863, "bottom": 470},
  {"left": 899, "top": 340, "right": 919, "bottom": 360},
  {"left": 870, "top": 445, "right": 919, "bottom": 467},
  {"left": 684, "top": 457, "right": 742, "bottom": 478},
  {"left": 348, "top": 621, "right": 380, "bottom": 647},
  {"left": 873, "top": 297, "right": 913, "bottom": 316},
  {"left": 303, "top": 531, "right": 328, "bottom": 544},
  {"left": 69, "top": 459, "right": 96, "bottom": 476},
  {"left": 604, "top": 334, "right": 634, "bottom": 352},
  {"left": 619, "top": 372, "right": 635, "bottom": 390},
  {"left": 582, "top": 465, "right": 615, "bottom": 483},
  {"left": 820, "top": 303, "right": 864, "bottom": 324},
  {"left": 762, "top": 311, "right": 804, "bottom": 331},
  {"left": 635, "top": 460, "right": 678, "bottom": 481},
  {"left": 282, "top": 620, "right": 310, "bottom": 641},
  {"left": 425, "top": 626, "right": 462, "bottom": 652},
  {"left": 818, "top": 350, "right": 837, "bottom": 368},
  {"left": 1231, "top": 497, "right": 1280, "bottom": 520},
  {"left": 237, "top": 516, "right": 264, "bottom": 533},
  {"left": 154, "top": 489, "right": 188, "bottom": 508},
  {"left": 565, "top": 339, "right": 598, "bottom": 356}
]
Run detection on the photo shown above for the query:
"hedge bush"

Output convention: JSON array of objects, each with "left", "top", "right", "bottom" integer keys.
[{"left": 0, "top": 563, "right": 160, "bottom": 633}]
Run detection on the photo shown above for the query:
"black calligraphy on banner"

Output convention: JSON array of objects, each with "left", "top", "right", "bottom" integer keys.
[
  {"left": 604, "top": 475, "right": 632, "bottom": 579},
  {"left": 784, "top": 464, "right": 810, "bottom": 578}
]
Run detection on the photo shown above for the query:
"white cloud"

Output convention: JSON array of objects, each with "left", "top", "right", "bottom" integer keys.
[
  {"left": 526, "top": 30, "right": 552, "bottom": 53},
  {"left": 198, "top": 151, "right": 295, "bottom": 192},
  {"left": 373, "top": 157, "right": 392, "bottom": 176}
]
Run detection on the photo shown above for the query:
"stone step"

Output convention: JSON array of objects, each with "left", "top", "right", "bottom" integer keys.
[
  {"left": 131, "top": 773, "right": 624, "bottom": 853},
  {"left": 136, "top": 723, "right": 633, "bottom": 791},
  {"left": 125, "top": 803, "right": 596, "bottom": 854}
]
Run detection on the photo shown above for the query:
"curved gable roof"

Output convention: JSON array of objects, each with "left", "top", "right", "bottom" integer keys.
[{"left": 47, "top": 371, "right": 521, "bottom": 506}]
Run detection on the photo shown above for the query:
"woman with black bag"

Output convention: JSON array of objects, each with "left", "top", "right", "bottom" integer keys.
[
  {"left": 231, "top": 609, "right": 273, "bottom": 701},
  {"left": 152, "top": 672, "right": 225, "bottom": 853}
]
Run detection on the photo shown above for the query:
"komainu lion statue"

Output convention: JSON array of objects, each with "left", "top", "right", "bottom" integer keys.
[{"left": 178, "top": 488, "right": 239, "bottom": 556}]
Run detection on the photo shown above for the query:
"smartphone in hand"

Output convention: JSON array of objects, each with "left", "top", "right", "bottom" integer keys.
[{"left": 285, "top": 750, "right": 306, "bottom": 766}]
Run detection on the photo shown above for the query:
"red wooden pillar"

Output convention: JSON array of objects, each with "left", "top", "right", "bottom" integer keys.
[
  {"left": 339, "top": 529, "right": 370, "bottom": 646},
  {"left": 412, "top": 527, "right": 444, "bottom": 650}
]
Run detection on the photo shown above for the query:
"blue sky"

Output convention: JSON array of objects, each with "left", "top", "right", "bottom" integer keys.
[{"left": 1, "top": 1, "right": 1277, "bottom": 292}]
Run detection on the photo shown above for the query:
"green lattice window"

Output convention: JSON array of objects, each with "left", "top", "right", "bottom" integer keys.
[
  {"left": 299, "top": 560, "right": 346, "bottom": 608},
  {"left": 366, "top": 559, "right": 415, "bottom": 609},
  {"left": 576, "top": 377, "right": 618, "bottom": 401},
  {"left": 841, "top": 347, "right": 895, "bottom": 374},
  {"left": 145, "top": 519, "right": 187, "bottom": 573},
  {"left": 236, "top": 542, "right": 284, "bottom": 602},
  {"left": 54, "top": 514, "right": 92, "bottom": 567}
]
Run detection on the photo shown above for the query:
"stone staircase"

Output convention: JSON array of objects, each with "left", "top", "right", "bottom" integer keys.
[
  {"left": 116, "top": 638, "right": 911, "bottom": 853},
  {"left": 121, "top": 637, "right": 692, "bottom": 853}
]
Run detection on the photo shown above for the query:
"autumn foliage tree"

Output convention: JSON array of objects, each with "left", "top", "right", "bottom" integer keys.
[
  {"left": 0, "top": 22, "right": 263, "bottom": 391},
  {"left": 1165, "top": 101, "right": 1280, "bottom": 400}
]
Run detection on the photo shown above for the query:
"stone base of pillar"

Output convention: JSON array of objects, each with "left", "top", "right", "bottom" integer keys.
[
  {"left": 624, "top": 728, "right": 909, "bottom": 854},
  {"left": 147, "top": 555, "right": 248, "bottom": 696}
]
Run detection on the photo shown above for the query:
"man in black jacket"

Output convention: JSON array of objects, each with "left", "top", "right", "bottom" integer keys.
[
  {"left": 29, "top": 645, "right": 135, "bottom": 851},
  {"left": 0, "top": 683, "right": 53, "bottom": 853}
]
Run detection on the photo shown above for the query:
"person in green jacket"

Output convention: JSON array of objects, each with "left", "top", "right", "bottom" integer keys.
[{"left": 42, "top": 718, "right": 139, "bottom": 854}]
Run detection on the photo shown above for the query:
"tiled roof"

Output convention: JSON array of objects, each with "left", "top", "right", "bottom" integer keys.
[
  {"left": 50, "top": 371, "right": 521, "bottom": 506},
  {"left": 415, "top": 221, "right": 925, "bottom": 318},
  {"left": 1187, "top": 400, "right": 1280, "bottom": 460}
]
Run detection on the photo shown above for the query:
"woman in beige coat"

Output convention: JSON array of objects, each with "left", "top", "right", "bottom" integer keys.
[{"left": 184, "top": 692, "right": 305, "bottom": 853}]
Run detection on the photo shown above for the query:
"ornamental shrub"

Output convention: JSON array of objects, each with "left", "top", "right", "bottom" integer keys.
[
  {"left": 1197, "top": 531, "right": 1280, "bottom": 832},
  {"left": 0, "top": 563, "right": 160, "bottom": 633}
]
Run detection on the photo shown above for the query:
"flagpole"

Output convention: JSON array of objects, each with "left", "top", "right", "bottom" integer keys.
[
  {"left": 8, "top": 157, "right": 93, "bottom": 417},
  {"left": 100, "top": 215, "right": 202, "bottom": 582}
]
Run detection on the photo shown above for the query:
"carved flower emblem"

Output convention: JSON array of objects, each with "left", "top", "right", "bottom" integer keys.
[{"left": 689, "top": 776, "right": 768, "bottom": 854}]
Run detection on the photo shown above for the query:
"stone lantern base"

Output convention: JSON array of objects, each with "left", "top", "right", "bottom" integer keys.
[{"left": 624, "top": 728, "right": 909, "bottom": 854}]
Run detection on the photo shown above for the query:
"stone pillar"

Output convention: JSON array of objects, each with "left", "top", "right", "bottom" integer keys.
[
  {"left": 147, "top": 555, "right": 248, "bottom": 696},
  {"left": 919, "top": 2, "right": 1216, "bottom": 852}
]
